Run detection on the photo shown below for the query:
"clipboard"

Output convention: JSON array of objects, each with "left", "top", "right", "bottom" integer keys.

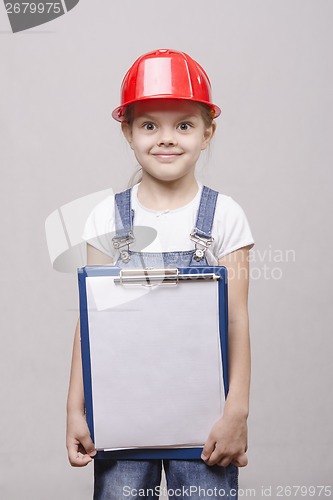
[{"left": 78, "top": 265, "right": 229, "bottom": 460}]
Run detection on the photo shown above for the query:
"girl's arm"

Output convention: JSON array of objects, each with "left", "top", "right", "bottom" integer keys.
[
  {"left": 201, "top": 245, "right": 251, "bottom": 467},
  {"left": 66, "top": 244, "right": 113, "bottom": 467}
]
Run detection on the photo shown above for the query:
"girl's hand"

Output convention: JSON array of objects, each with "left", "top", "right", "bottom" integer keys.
[
  {"left": 66, "top": 410, "right": 96, "bottom": 467},
  {"left": 201, "top": 411, "right": 248, "bottom": 467}
]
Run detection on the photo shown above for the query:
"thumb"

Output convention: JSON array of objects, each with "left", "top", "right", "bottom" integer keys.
[
  {"left": 80, "top": 433, "right": 97, "bottom": 457},
  {"left": 201, "top": 436, "right": 215, "bottom": 462}
]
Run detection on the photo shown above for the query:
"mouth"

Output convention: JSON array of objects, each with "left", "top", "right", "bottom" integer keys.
[{"left": 151, "top": 152, "right": 183, "bottom": 161}]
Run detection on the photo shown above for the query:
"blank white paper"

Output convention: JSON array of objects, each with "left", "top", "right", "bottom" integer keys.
[{"left": 86, "top": 276, "right": 225, "bottom": 450}]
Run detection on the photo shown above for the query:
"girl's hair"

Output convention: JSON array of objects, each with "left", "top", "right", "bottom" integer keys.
[
  {"left": 124, "top": 100, "right": 215, "bottom": 187},
  {"left": 127, "top": 167, "right": 143, "bottom": 188}
]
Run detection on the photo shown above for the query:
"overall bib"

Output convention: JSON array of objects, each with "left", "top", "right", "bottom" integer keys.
[{"left": 94, "top": 186, "right": 239, "bottom": 500}]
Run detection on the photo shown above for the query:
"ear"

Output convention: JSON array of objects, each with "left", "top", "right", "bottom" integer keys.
[
  {"left": 121, "top": 122, "right": 133, "bottom": 149},
  {"left": 201, "top": 122, "right": 216, "bottom": 151}
]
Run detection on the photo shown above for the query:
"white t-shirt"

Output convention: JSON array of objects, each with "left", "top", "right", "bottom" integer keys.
[{"left": 82, "top": 183, "right": 254, "bottom": 266}]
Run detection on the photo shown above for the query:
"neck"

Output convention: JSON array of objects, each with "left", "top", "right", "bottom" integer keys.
[{"left": 137, "top": 173, "right": 199, "bottom": 211}]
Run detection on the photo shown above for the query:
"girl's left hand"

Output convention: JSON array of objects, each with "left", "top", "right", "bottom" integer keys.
[{"left": 201, "top": 412, "right": 248, "bottom": 467}]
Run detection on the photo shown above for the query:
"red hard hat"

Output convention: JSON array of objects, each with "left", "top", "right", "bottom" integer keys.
[{"left": 112, "top": 49, "right": 221, "bottom": 122}]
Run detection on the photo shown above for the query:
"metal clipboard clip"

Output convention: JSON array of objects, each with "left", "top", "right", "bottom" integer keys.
[{"left": 114, "top": 268, "right": 220, "bottom": 286}]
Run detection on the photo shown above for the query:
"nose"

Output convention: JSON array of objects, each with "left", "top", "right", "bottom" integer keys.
[{"left": 157, "top": 127, "right": 177, "bottom": 147}]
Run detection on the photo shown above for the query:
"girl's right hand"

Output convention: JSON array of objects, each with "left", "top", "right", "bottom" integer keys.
[{"left": 66, "top": 410, "right": 96, "bottom": 467}]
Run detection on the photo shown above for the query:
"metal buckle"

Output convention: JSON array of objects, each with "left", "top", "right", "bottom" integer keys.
[
  {"left": 190, "top": 230, "right": 214, "bottom": 248},
  {"left": 190, "top": 230, "right": 214, "bottom": 262},
  {"left": 112, "top": 232, "right": 135, "bottom": 249},
  {"left": 112, "top": 232, "right": 135, "bottom": 263}
]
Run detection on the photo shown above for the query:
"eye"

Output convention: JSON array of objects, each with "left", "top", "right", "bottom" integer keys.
[
  {"left": 178, "top": 122, "right": 192, "bottom": 131},
  {"left": 143, "top": 122, "right": 156, "bottom": 131}
]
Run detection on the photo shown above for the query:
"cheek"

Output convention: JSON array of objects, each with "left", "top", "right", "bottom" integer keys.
[
  {"left": 131, "top": 133, "right": 153, "bottom": 151},
  {"left": 184, "top": 133, "right": 206, "bottom": 151}
]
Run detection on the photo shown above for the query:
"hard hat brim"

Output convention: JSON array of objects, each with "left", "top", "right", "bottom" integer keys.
[{"left": 112, "top": 96, "right": 221, "bottom": 122}]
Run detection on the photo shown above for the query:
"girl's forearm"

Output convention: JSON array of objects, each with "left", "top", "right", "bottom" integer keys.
[
  {"left": 67, "top": 319, "right": 85, "bottom": 414},
  {"left": 223, "top": 314, "right": 251, "bottom": 419},
  {"left": 66, "top": 245, "right": 112, "bottom": 416}
]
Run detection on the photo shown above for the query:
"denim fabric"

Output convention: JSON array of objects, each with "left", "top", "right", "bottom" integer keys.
[
  {"left": 94, "top": 459, "right": 238, "bottom": 499},
  {"left": 93, "top": 186, "right": 238, "bottom": 499},
  {"left": 164, "top": 461, "right": 238, "bottom": 499},
  {"left": 192, "top": 186, "right": 218, "bottom": 239},
  {"left": 116, "top": 249, "right": 208, "bottom": 268},
  {"left": 94, "top": 460, "right": 162, "bottom": 500}
]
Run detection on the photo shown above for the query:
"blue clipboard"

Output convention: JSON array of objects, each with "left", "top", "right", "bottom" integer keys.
[{"left": 78, "top": 265, "right": 228, "bottom": 460}]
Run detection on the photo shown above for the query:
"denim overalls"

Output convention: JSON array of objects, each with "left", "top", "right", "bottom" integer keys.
[{"left": 93, "top": 186, "right": 239, "bottom": 500}]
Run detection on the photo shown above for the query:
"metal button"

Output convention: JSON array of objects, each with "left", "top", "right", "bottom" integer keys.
[
  {"left": 194, "top": 249, "right": 205, "bottom": 261},
  {"left": 121, "top": 250, "right": 130, "bottom": 263}
]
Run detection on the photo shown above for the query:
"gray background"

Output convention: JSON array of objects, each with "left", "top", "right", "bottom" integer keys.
[{"left": 1, "top": 0, "right": 332, "bottom": 498}]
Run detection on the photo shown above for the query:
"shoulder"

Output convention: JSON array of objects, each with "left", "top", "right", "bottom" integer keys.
[
  {"left": 82, "top": 193, "right": 115, "bottom": 239},
  {"left": 208, "top": 188, "right": 254, "bottom": 259},
  {"left": 91, "top": 193, "right": 115, "bottom": 215},
  {"left": 215, "top": 192, "right": 248, "bottom": 219},
  {"left": 202, "top": 185, "right": 248, "bottom": 221},
  {"left": 90, "top": 193, "right": 115, "bottom": 219}
]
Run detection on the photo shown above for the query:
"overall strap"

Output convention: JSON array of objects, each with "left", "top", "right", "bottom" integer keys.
[
  {"left": 194, "top": 186, "right": 219, "bottom": 237},
  {"left": 113, "top": 188, "right": 135, "bottom": 263},
  {"left": 190, "top": 186, "right": 219, "bottom": 262},
  {"left": 114, "top": 189, "right": 133, "bottom": 237}
]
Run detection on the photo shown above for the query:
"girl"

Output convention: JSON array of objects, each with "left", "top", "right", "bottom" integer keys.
[{"left": 66, "top": 49, "right": 254, "bottom": 499}]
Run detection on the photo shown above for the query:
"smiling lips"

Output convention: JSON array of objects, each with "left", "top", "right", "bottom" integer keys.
[{"left": 152, "top": 152, "right": 183, "bottom": 162}]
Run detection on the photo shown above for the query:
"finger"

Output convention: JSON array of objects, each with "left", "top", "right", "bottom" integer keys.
[
  {"left": 78, "top": 443, "right": 96, "bottom": 458},
  {"left": 67, "top": 443, "right": 93, "bottom": 467},
  {"left": 201, "top": 437, "right": 216, "bottom": 462},
  {"left": 207, "top": 448, "right": 230, "bottom": 467},
  {"left": 79, "top": 433, "right": 97, "bottom": 458},
  {"left": 232, "top": 453, "right": 248, "bottom": 467},
  {"left": 217, "top": 457, "right": 232, "bottom": 467}
]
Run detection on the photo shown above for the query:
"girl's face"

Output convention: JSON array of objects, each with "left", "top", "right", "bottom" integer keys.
[{"left": 122, "top": 100, "right": 215, "bottom": 184}]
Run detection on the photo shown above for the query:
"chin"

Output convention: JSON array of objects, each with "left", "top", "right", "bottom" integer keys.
[{"left": 147, "top": 166, "right": 194, "bottom": 181}]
